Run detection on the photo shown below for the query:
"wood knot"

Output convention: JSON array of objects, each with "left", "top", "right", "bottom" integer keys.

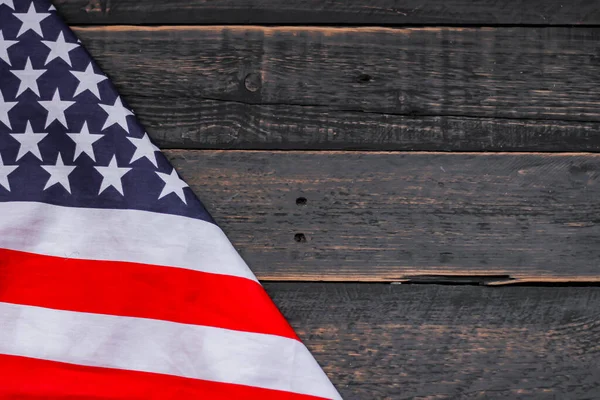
[
  {"left": 244, "top": 73, "right": 261, "bottom": 92},
  {"left": 84, "top": 0, "right": 104, "bottom": 14}
]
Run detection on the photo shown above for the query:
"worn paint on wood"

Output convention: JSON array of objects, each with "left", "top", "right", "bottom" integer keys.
[
  {"left": 165, "top": 150, "right": 600, "bottom": 282},
  {"left": 265, "top": 282, "right": 600, "bottom": 399},
  {"left": 55, "top": 0, "right": 600, "bottom": 26},
  {"left": 74, "top": 26, "right": 600, "bottom": 123}
]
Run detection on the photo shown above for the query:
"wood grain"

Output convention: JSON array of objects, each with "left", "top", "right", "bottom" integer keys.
[
  {"left": 73, "top": 25, "right": 600, "bottom": 121},
  {"left": 55, "top": 0, "right": 600, "bottom": 26},
  {"left": 72, "top": 25, "right": 600, "bottom": 151},
  {"left": 165, "top": 150, "right": 600, "bottom": 282},
  {"left": 265, "top": 282, "right": 600, "bottom": 399},
  {"left": 127, "top": 97, "right": 600, "bottom": 152}
]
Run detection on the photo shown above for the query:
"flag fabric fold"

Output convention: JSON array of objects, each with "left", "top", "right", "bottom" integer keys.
[{"left": 0, "top": 1, "right": 341, "bottom": 398}]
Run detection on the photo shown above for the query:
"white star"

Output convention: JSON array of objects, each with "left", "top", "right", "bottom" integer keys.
[
  {"left": 156, "top": 168, "right": 188, "bottom": 204},
  {"left": 0, "top": 0, "right": 14, "bottom": 10},
  {"left": 0, "top": 30, "right": 17, "bottom": 66},
  {"left": 0, "top": 154, "right": 18, "bottom": 191},
  {"left": 67, "top": 122, "right": 103, "bottom": 162},
  {"left": 99, "top": 97, "right": 133, "bottom": 132},
  {"left": 38, "top": 89, "right": 75, "bottom": 128},
  {"left": 48, "top": 4, "right": 56, "bottom": 11},
  {"left": 11, "top": 57, "right": 46, "bottom": 97},
  {"left": 94, "top": 155, "right": 131, "bottom": 196},
  {"left": 10, "top": 121, "right": 48, "bottom": 161},
  {"left": 0, "top": 91, "right": 17, "bottom": 129},
  {"left": 41, "top": 153, "right": 76, "bottom": 193},
  {"left": 127, "top": 133, "right": 160, "bottom": 167},
  {"left": 42, "top": 31, "right": 79, "bottom": 66},
  {"left": 70, "top": 63, "right": 107, "bottom": 99},
  {"left": 14, "top": 3, "right": 50, "bottom": 38}
]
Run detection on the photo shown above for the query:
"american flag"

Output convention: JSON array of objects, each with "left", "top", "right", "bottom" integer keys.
[{"left": 0, "top": 1, "right": 341, "bottom": 398}]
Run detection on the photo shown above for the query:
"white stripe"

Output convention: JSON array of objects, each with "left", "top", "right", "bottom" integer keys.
[
  {"left": 0, "top": 201, "right": 256, "bottom": 281},
  {"left": 0, "top": 302, "right": 341, "bottom": 399}
]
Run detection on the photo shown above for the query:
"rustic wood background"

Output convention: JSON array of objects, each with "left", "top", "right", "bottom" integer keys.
[{"left": 55, "top": 1, "right": 600, "bottom": 398}]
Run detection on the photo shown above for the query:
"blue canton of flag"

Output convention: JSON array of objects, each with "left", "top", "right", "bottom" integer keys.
[{"left": 0, "top": 0, "right": 213, "bottom": 222}]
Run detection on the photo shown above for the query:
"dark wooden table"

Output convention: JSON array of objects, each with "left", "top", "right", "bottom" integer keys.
[{"left": 56, "top": 1, "right": 600, "bottom": 398}]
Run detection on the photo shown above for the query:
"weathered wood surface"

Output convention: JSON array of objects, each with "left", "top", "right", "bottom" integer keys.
[
  {"left": 74, "top": 26, "right": 600, "bottom": 121},
  {"left": 73, "top": 26, "right": 600, "bottom": 151},
  {"left": 266, "top": 282, "right": 600, "bottom": 399},
  {"left": 60, "top": 3, "right": 600, "bottom": 398},
  {"left": 165, "top": 150, "right": 600, "bottom": 283},
  {"left": 128, "top": 98, "right": 600, "bottom": 152},
  {"left": 55, "top": 0, "right": 600, "bottom": 26}
]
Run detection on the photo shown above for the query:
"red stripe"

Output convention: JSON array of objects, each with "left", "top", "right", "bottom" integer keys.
[
  {"left": 0, "top": 354, "right": 327, "bottom": 400},
  {"left": 0, "top": 248, "right": 297, "bottom": 339}
]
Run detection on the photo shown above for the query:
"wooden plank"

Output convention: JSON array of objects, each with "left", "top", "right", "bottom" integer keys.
[
  {"left": 72, "top": 26, "right": 600, "bottom": 151},
  {"left": 165, "top": 150, "right": 600, "bottom": 282},
  {"left": 55, "top": 0, "right": 600, "bottom": 26},
  {"left": 73, "top": 25, "right": 600, "bottom": 121},
  {"left": 265, "top": 282, "right": 600, "bottom": 399},
  {"left": 129, "top": 97, "right": 600, "bottom": 152}
]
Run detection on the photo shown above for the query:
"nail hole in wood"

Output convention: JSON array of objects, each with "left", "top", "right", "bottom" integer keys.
[
  {"left": 294, "top": 233, "right": 307, "bottom": 243},
  {"left": 244, "top": 72, "right": 261, "bottom": 92},
  {"left": 296, "top": 197, "right": 308, "bottom": 206},
  {"left": 356, "top": 73, "right": 372, "bottom": 83}
]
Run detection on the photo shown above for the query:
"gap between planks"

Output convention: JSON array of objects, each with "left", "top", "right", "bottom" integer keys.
[
  {"left": 259, "top": 275, "right": 600, "bottom": 286},
  {"left": 167, "top": 149, "right": 600, "bottom": 156}
]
